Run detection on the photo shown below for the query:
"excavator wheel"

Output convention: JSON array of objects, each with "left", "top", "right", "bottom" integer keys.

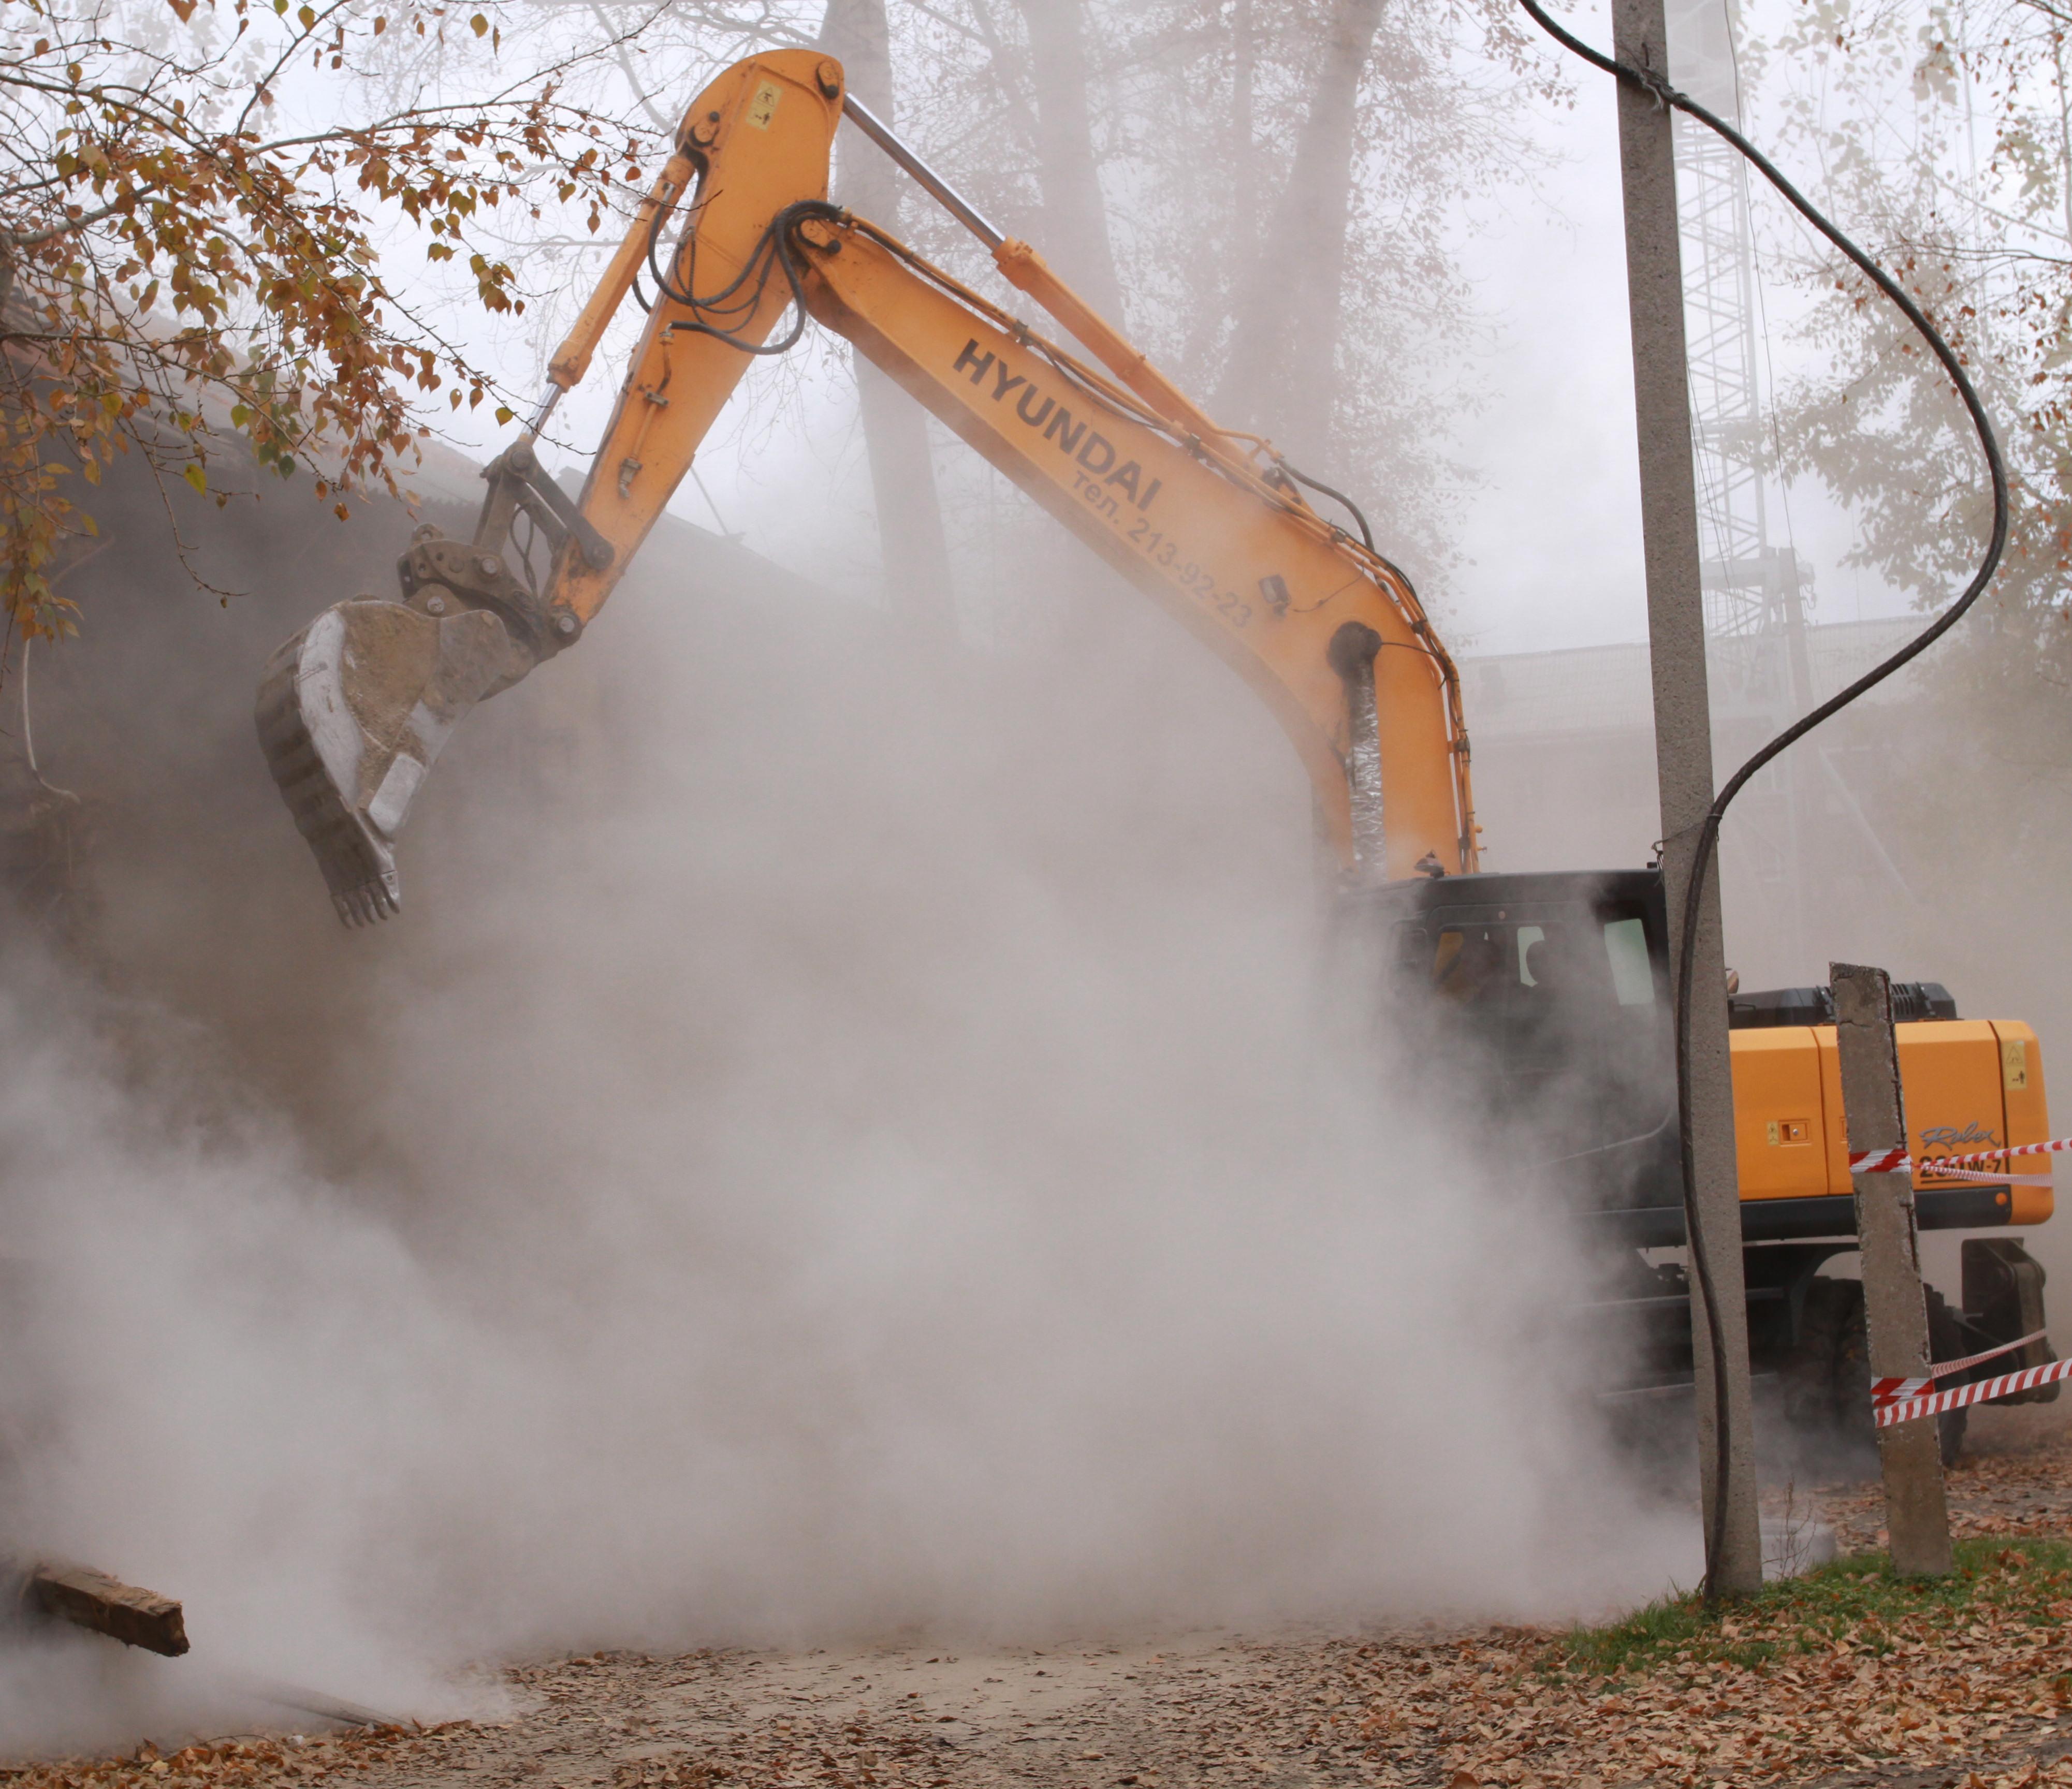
[
  {"left": 1782, "top": 1277, "right": 1966, "bottom": 1475},
  {"left": 255, "top": 598, "right": 527, "bottom": 926}
]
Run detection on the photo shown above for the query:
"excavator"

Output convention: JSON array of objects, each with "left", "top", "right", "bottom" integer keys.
[{"left": 255, "top": 49, "right": 2054, "bottom": 1458}]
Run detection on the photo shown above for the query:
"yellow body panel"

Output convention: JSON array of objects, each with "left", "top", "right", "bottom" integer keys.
[
  {"left": 1729, "top": 1029, "right": 1828, "bottom": 1199},
  {"left": 1727, "top": 1020, "right": 2052, "bottom": 1221},
  {"left": 1993, "top": 1020, "right": 2055, "bottom": 1222}
]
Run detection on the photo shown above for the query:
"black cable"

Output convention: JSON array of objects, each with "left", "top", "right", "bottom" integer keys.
[
  {"left": 1271, "top": 460, "right": 1440, "bottom": 636},
  {"left": 642, "top": 181, "right": 815, "bottom": 357},
  {"left": 648, "top": 187, "right": 764, "bottom": 317},
  {"left": 645, "top": 201, "right": 815, "bottom": 358},
  {"left": 513, "top": 505, "right": 544, "bottom": 592},
  {"left": 1276, "top": 461, "right": 1378, "bottom": 552},
  {"left": 1515, "top": 0, "right": 2008, "bottom": 1603}
]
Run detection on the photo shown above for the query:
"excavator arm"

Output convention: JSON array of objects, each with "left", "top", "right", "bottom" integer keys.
[
  {"left": 256, "top": 50, "right": 1478, "bottom": 923},
  {"left": 783, "top": 209, "right": 1476, "bottom": 880},
  {"left": 255, "top": 49, "right": 847, "bottom": 922}
]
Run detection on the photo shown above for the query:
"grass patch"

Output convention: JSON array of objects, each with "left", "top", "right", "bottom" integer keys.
[{"left": 1546, "top": 1537, "right": 2072, "bottom": 1683}]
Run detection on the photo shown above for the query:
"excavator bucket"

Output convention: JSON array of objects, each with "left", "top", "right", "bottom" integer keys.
[{"left": 255, "top": 599, "right": 526, "bottom": 926}]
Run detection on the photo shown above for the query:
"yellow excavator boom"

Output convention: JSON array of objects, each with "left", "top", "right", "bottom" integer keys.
[
  {"left": 255, "top": 49, "right": 1474, "bottom": 923},
  {"left": 255, "top": 49, "right": 847, "bottom": 922},
  {"left": 787, "top": 213, "right": 1475, "bottom": 879}
]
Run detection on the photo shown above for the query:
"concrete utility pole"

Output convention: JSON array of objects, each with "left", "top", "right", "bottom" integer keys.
[
  {"left": 1831, "top": 962, "right": 1953, "bottom": 1576},
  {"left": 1611, "top": 0, "right": 1764, "bottom": 1595}
]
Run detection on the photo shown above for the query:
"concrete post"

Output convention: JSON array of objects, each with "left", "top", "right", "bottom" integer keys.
[
  {"left": 1612, "top": 0, "right": 1764, "bottom": 1595},
  {"left": 1831, "top": 961, "right": 1953, "bottom": 1576}
]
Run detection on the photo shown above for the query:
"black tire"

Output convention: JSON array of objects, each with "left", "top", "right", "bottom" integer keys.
[
  {"left": 1781, "top": 1277, "right": 1967, "bottom": 1474},
  {"left": 1782, "top": 1278, "right": 1874, "bottom": 1474},
  {"left": 1927, "top": 1286, "right": 1970, "bottom": 1467}
]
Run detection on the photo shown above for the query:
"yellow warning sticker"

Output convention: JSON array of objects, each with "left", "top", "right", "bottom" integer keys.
[
  {"left": 746, "top": 80, "right": 782, "bottom": 129},
  {"left": 2004, "top": 1035, "right": 2030, "bottom": 1091}
]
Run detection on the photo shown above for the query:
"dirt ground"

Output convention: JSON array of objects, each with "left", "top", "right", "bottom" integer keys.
[
  {"left": 9, "top": 1403, "right": 2072, "bottom": 1789},
  {"left": 1819, "top": 1398, "right": 2072, "bottom": 1554}
]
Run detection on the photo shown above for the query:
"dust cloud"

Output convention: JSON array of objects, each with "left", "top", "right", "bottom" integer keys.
[{"left": 0, "top": 493, "right": 1696, "bottom": 1753}]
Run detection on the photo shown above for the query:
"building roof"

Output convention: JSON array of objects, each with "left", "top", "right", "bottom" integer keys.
[{"left": 1460, "top": 615, "right": 1931, "bottom": 741}]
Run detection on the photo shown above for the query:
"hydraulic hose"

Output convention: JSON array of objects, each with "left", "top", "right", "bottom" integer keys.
[{"left": 1515, "top": 0, "right": 2009, "bottom": 1602}]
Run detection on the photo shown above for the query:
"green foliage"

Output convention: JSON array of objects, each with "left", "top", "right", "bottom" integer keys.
[
  {"left": 1752, "top": 0, "right": 2072, "bottom": 624},
  {"left": 1547, "top": 1539, "right": 2072, "bottom": 1684},
  {"left": 0, "top": 0, "right": 640, "bottom": 628}
]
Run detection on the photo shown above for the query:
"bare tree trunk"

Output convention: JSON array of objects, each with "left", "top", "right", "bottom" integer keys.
[
  {"left": 1014, "top": 0, "right": 1125, "bottom": 322},
  {"left": 819, "top": 0, "right": 958, "bottom": 640},
  {"left": 1214, "top": 0, "right": 1384, "bottom": 460},
  {"left": 1232, "top": 0, "right": 1259, "bottom": 263}
]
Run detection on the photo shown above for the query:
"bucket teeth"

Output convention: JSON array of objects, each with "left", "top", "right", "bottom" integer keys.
[{"left": 255, "top": 599, "right": 530, "bottom": 926}]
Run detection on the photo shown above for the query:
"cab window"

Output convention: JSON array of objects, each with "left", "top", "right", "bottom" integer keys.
[{"left": 1602, "top": 915, "right": 1655, "bottom": 1006}]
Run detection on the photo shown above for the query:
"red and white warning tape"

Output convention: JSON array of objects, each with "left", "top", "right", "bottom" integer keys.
[
  {"left": 1806, "top": 1138, "right": 2068, "bottom": 1421},
  {"left": 1848, "top": 1145, "right": 1912, "bottom": 1176},
  {"left": 1874, "top": 1351, "right": 2069, "bottom": 1427},
  {"left": 1847, "top": 1134, "right": 2072, "bottom": 1185},
  {"left": 1869, "top": 1328, "right": 2046, "bottom": 1407}
]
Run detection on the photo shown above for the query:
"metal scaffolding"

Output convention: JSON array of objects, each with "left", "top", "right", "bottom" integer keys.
[
  {"left": 1664, "top": 1, "right": 1924, "bottom": 983},
  {"left": 1667, "top": 0, "right": 1819, "bottom": 969},
  {"left": 1668, "top": 0, "right": 1813, "bottom": 685}
]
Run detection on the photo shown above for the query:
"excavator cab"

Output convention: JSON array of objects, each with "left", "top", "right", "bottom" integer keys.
[{"left": 1345, "top": 869, "right": 1681, "bottom": 1220}]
